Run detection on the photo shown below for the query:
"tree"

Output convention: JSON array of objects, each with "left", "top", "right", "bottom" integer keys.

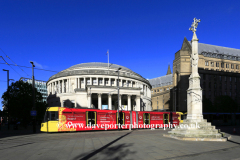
[
  {"left": 214, "top": 95, "right": 237, "bottom": 113},
  {"left": 1, "top": 80, "right": 47, "bottom": 125}
]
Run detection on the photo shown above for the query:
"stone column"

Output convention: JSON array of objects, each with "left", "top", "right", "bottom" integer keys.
[
  {"left": 108, "top": 94, "right": 112, "bottom": 110},
  {"left": 88, "top": 93, "right": 92, "bottom": 108},
  {"left": 90, "top": 77, "right": 92, "bottom": 85},
  {"left": 75, "top": 78, "right": 78, "bottom": 89},
  {"left": 58, "top": 81, "right": 60, "bottom": 93},
  {"left": 62, "top": 80, "right": 64, "bottom": 93},
  {"left": 135, "top": 95, "right": 141, "bottom": 111},
  {"left": 186, "top": 23, "right": 203, "bottom": 121},
  {"left": 128, "top": 95, "right": 131, "bottom": 111},
  {"left": 84, "top": 77, "right": 86, "bottom": 89},
  {"left": 66, "top": 79, "right": 69, "bottom": 93},
  {"left": 98, "top": 93, "right": 102, "bottom": 109}
]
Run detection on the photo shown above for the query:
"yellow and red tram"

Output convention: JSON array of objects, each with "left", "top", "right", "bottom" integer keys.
[{"left": 41, "top": 107, "right": 181, "bottom": 132}]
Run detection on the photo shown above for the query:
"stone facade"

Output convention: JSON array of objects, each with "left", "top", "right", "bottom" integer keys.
[
  {"left": 47, "top": 62, "right": 152, "bottom": 111},
  {"left": 173, "top": 38, "right": 240, "bottom": 112},
  {"left": 149, "top": 67, "right": 173, "bottom": 111}
]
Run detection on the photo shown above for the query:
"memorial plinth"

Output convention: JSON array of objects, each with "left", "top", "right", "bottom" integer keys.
[{"left": 164, "top": 18, "right": 226, "bottom": 141}]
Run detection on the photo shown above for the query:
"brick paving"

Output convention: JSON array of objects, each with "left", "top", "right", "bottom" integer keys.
[{"left": 0, "top": 127, "right": 240, "bottom": 160}]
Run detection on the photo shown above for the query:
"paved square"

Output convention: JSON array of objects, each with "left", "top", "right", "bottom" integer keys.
[{"left": 1, "top": 128, "right": 240, "bottom": 160}]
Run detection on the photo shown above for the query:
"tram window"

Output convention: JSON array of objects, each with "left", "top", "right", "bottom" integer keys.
[
  {"left": 87, "top": 111, "right": 96, "bottom": 125},
  {"left": 49, "top": 111, "right": 59, "bottom": 121},
  {"left": 119, "top": 112, "right": 125, "bottom": 125},
  {"left": 143, "top": 113, "right": 150, "bottom": 124},
  {"left": 163, "top": 114, "right": 169, "bottom": 124}
]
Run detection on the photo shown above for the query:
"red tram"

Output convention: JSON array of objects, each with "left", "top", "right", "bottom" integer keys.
[{"left": 41, "top": 107, "right": 180, "bottom": 132}]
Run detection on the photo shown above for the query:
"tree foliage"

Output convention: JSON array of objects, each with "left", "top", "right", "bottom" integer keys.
[{"left": 1, "top": 80, "right": 47, "bottom": 124}]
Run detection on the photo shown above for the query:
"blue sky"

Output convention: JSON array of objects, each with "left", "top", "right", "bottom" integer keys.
[{"left": 1, "top": 0, "right": 240, "bottom": 110}]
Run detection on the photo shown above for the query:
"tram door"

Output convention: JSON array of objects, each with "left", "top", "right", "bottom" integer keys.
[
  {"left": 86, "top": 111, "right": 96, "bottom": 126},
  {"left": 117, "top": 112, "right": 125, "bottom": 125},
  {"left": 143, "top": 113, "right": 150, "bottom": 124},
  {"left": 163, "top": 114, "right": 169, "bottom": 124}
]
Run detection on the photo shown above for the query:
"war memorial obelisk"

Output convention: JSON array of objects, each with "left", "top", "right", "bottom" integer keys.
[{"left": 164, "top": 18, "right": 226, "bottom": 141}]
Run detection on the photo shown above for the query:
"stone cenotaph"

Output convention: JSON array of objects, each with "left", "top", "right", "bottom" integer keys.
[{"left": 164, "top": 18, "right": 226, "bottom": 141}]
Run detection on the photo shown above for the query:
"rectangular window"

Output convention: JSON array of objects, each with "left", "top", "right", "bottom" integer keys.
[
  {"left": 221, "top": 63, "right": 224, "bottom": 68},
  {"left": 231, "top": 64, "right": 234, "bottom": 69},
  {"left": 99, "top": 79, "right": 102, "bottom": 84},
  {"left": 226, "top": 64, "right": 229, "bottom": 68},
  {"left": 237, "top": 65, "right": 239, "bottom": 69},
  {"left": 205, "top": 61, "right": 209, "bottom": 66},
  {"left": 216, "top": 62, "right": 219, "bottom": 67},
  {"left": 87, "top": 79, "right": 90, "bottom": 85},
  {"left": 211, "top": 62, "right": 214, "bottom": 67},
  {"left": 93, "top": 79, "right": 97, "bottom": 84}
]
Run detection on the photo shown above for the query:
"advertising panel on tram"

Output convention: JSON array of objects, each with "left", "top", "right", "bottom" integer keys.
[{"left": 41, "top": 107, "right": 181, "bottom": 133}]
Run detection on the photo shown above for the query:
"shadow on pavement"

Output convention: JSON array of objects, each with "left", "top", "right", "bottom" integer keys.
[
  {"left": 72, "top": 131, "right": 135, "bottom": 160},
  {"left": 0, "top": 125, "right": 43, "bottom": 139},
  {"left": 216, "top": 126, "right": 240, "bottom": 136}
]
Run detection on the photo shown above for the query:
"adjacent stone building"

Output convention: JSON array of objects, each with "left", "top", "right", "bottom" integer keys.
[
  {"left": 149, "top": 37, "right": 240, "bottom": 112},
  {"left": 47, "top": 62, "right": 152, "bottom": 111},
  {"left": 173, "top": 38, "right": 240, "bottom": 112},
  {"left": 148, "top": 66, "right": 173, "bottom": 111}
]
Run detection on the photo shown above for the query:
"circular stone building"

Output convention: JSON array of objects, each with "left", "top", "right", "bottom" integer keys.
[{"left": 47, "top": 62, "right": 152, "bottom": 111}]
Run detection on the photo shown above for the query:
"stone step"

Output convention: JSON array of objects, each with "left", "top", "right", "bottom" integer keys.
[
  {"left": 169, "top": 129, "right": 219, "bottom": 134},
  {"left": 167, "top": 132, "right": 223, "bottom": 138},
  {"left": 175, "top": 124, "right": 216, "bottom": 130},
  {"left": 179, "top": 121, "right": 211, "bottom": 126},
  {"left": 183, "top": 119, "right": 207, "bottom": 123}
]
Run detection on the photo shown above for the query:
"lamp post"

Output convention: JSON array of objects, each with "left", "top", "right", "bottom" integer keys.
[
  {"left": 3, "top": 69, "right": 10, "bottom": 130},
  {"left": 30, "top": 61, "right": 36, "bottom": 133},
  {"left": 115, "top": 67, "right": 121, "bottom": 129}
]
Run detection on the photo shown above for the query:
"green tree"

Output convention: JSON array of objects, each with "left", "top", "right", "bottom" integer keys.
[
  {"left": 1, "top": 80, "right": 47, "bottom": 125},
  {"left": 214, "top": 95, "right": 237, "bottom": 113}
]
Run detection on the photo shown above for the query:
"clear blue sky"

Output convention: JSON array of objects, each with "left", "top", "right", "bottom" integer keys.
[{"left": 1, "top": 0, "right": 240, "bottom": 110}]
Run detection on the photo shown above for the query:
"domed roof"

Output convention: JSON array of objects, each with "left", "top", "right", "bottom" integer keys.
[
  {"left": 68, "top": 62, "right": 133, "bottom": 72},
  {"left": 48, "top": 62, "right": 151, "bottom": 86}
]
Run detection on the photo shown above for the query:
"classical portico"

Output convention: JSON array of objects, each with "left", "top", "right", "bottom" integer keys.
[
  {"left": 87, "top": 86, "right": 141, "bottom": 111},
  {"left": 47, "top": 62, "right": 152, "bottom": 111}
]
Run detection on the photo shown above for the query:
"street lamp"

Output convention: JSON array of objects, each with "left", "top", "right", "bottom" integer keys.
[
  {"left": 30, "top": 61, "right": 36, "bottom": 133},
  {"left": 115, "top": 67, "right": 121, "bottom": 129},
  {"left": 3, "top": 69, "right": 10, "bottom": 130}
]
